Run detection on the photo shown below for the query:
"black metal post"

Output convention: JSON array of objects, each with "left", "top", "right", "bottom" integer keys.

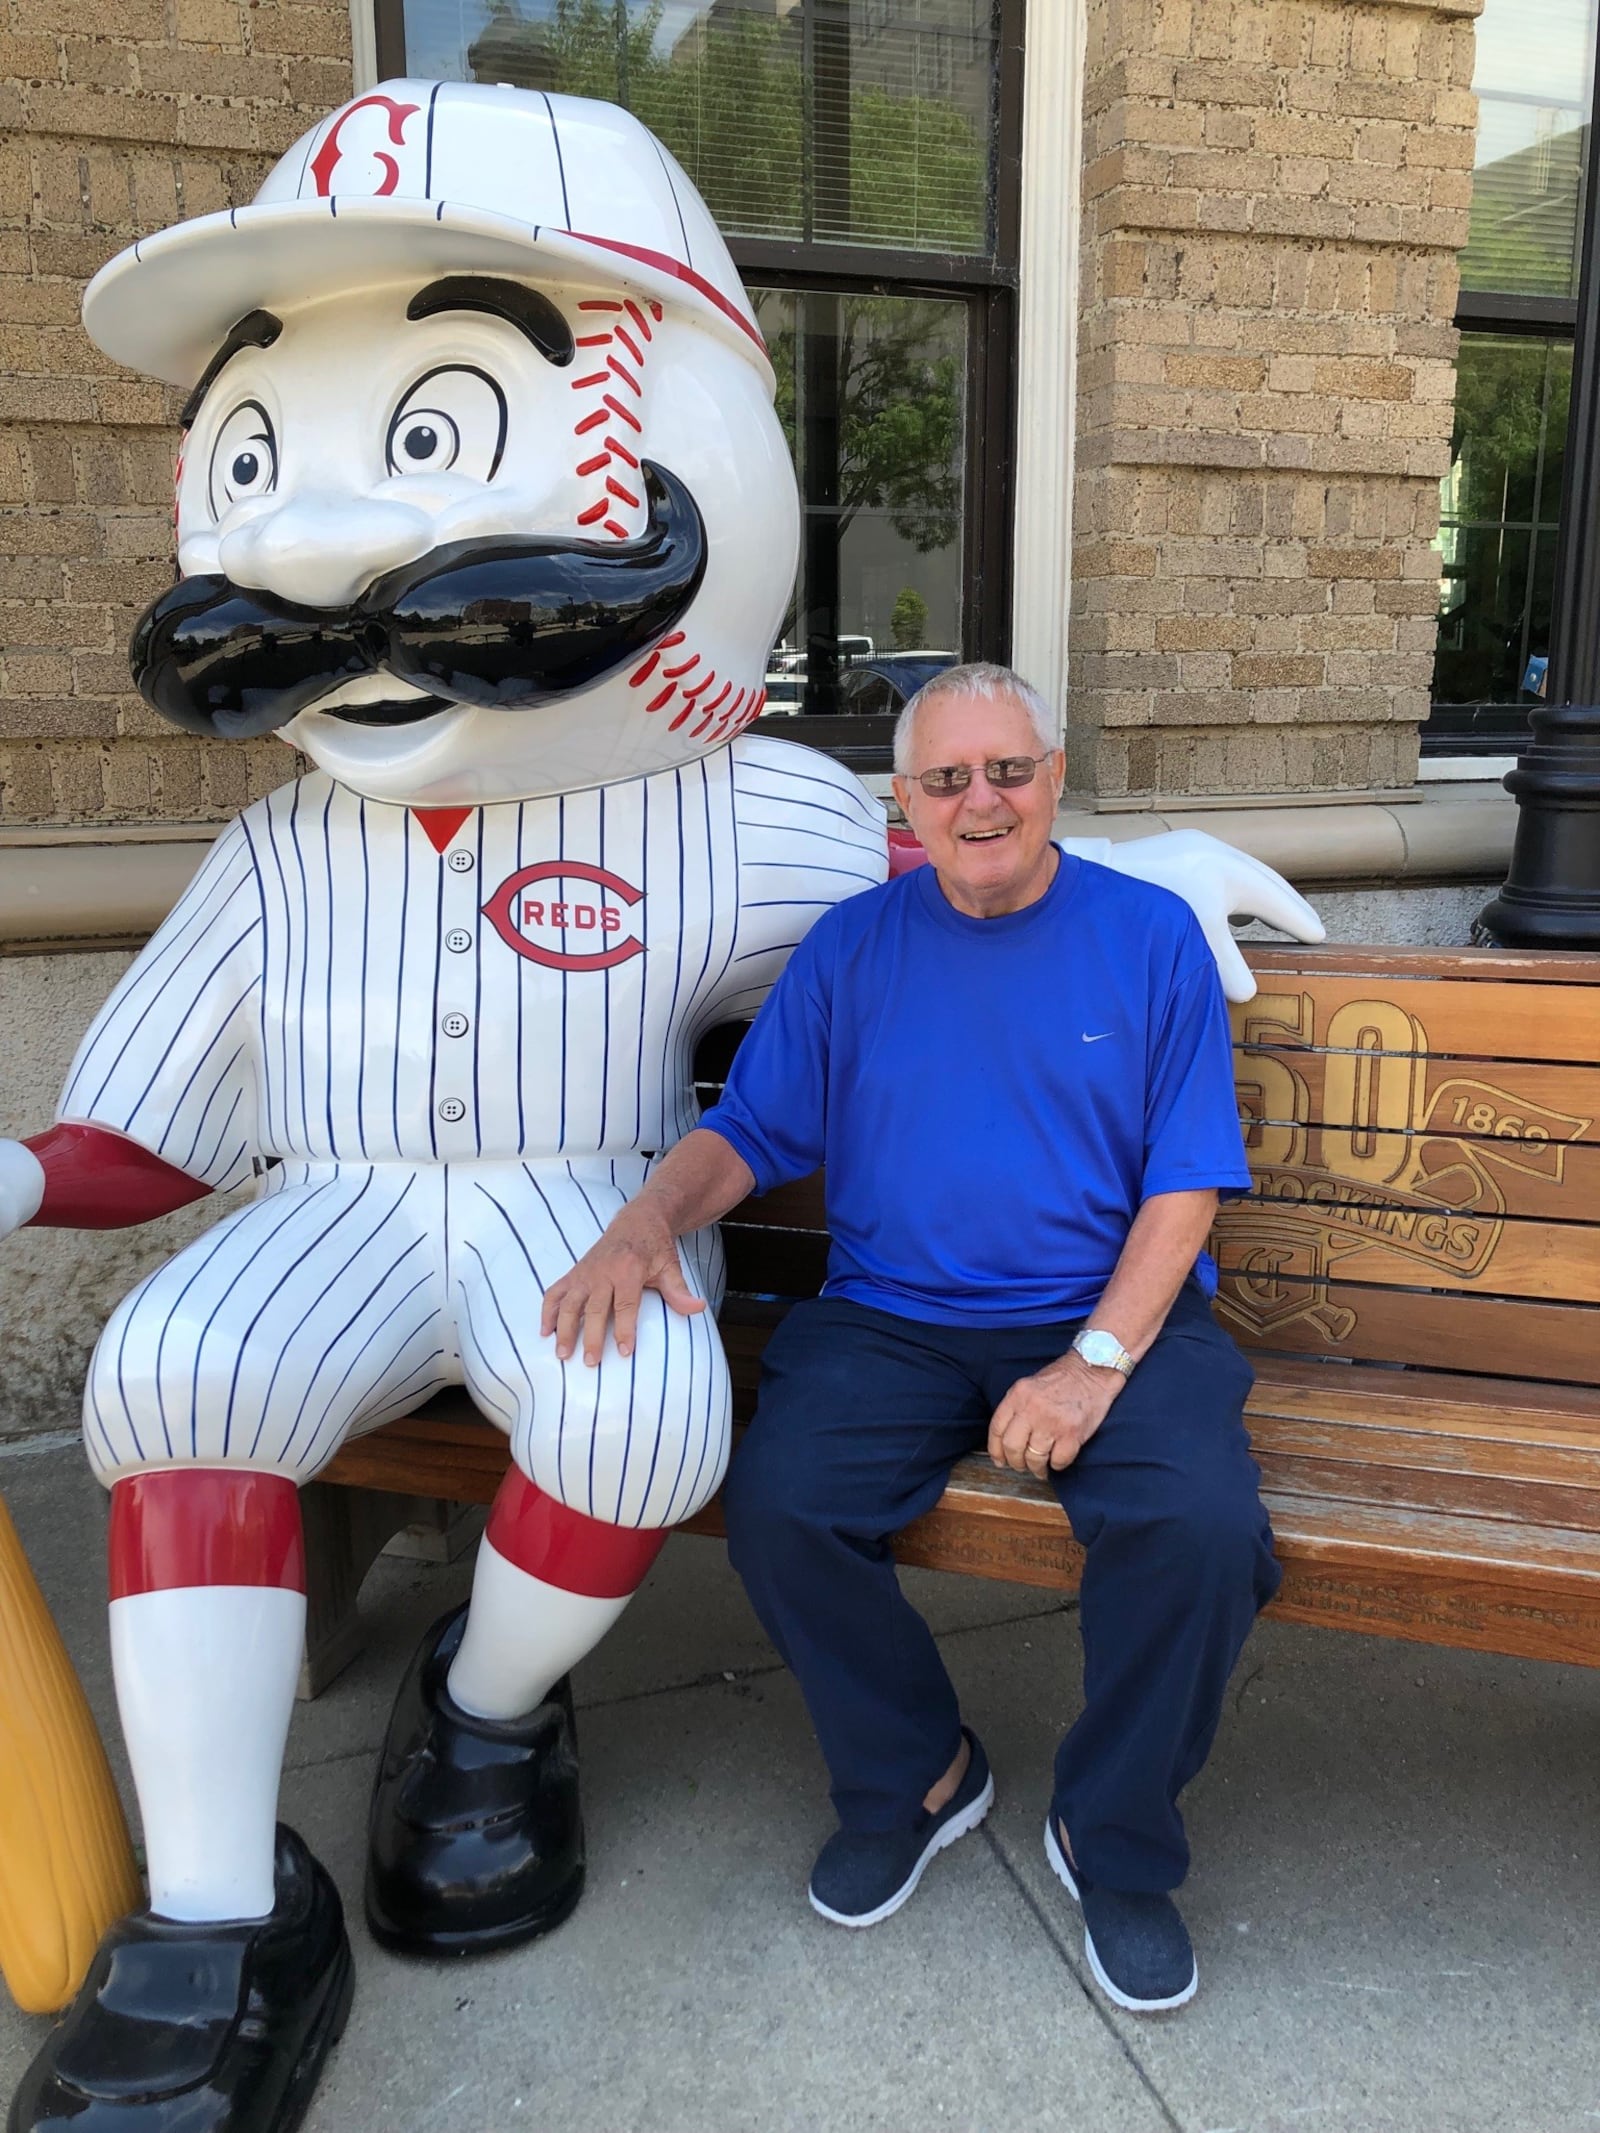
[{"left": 1478, "top": 101, "right": 1600, "bottom": 947}]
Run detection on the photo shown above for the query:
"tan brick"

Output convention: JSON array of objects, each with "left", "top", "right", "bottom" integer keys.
[
  {"left": 0, "top": 742, "right": 55, "bottom": 818},
  {"left": 0, "top": 376, "right": 95, "bottom": 423},
  {"left": 0, "top": 32, "right": 64, "bottom": 80},
  {"left": 174, "top": 0, "right": 248, "bottom": 43},
  {"left": 283, "top": 58, "right": 351, "bottom": 109},
  {"left": 100, "top": 740, "right": 158, "bottom": 812},
  {"left": 1231, "top": 654, "right": 1324, "bottom": 689},
  {"left": 2, "top": 647, "right": 73, "bottom": 694},
  {"left": 1315, "top": 358, "right": 1414, "bottom": 401},
  {"left": 33, "top": 228, "right": 128, "bottom": 277},
  {"left": 248, "top": 6, "right": 351, "bottom": 59},
  {"left": 151, "top": 741, "right": 202, "bottom": 814},
  {"left": 81, "top": 143, "right": 134, "bottom": 226},
  {"left": 1097, "top": 184, "right": 1203, "bottom": 232},
  {"left": 135, "top": 48, "right": 288, "bottom": 101},
  {"left": 1164, "top": 352, "right": 1265, "bottom": 392},
  {"left": 23, "top": 85, "right": 185, "bottom": 146},
  {"left": 0, "top": 558, "right": 66, "bottom": 599},
  {"left": 0, "top": 694, "right": 117, "bottom": 737},
  {"left": 60, "top": 40, "right": 140, "bottom": 92}
]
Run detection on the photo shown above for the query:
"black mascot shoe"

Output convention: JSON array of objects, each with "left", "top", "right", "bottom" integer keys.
[
  {"left": 365, "top": 1603, "right": 585, "bottom": 1957},
  {"left": 7, "top": 1824, "right": 353, "bottom": 2133}
]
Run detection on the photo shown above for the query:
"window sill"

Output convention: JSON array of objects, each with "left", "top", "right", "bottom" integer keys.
[{"left": 0, "top": 780, "right": 1518, "bottom": 952}]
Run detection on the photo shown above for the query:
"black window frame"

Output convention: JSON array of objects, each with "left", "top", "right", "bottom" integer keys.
[
  {"left": 373, "top": 0, "right": 1025, "bottom": 777},
  {"left": 1424, "top": 21, "right": 1600, "bottom": 756}
]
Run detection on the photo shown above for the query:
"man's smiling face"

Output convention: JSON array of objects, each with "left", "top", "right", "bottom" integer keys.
[{"left": 892, "top": 685, "right": 1065, "bottom": 920}]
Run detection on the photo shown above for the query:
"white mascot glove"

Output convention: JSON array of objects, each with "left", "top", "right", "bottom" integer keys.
[
  {"left": 0, "top": 1138, "right": 46, "bottom": 1239},
  {"left": 1060, "top": 829, "right": 1325, "bottom": 1004}
]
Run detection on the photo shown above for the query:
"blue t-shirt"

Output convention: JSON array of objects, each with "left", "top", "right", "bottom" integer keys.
[{"left": 699, "top": 851, "right": 1251, "bottom": 1327}]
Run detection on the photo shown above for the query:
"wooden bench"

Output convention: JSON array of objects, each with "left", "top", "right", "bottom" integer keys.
[{"left": 306, "top": 943, "right": 1600, "bottom": 1687}]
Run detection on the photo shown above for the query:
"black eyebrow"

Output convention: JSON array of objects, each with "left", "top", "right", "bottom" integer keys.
[
  {"left": 180, "top": 309, "right": 282, "bottom": 428},
  {"left": 406, "top": 276, "right": 574, "bottom": 368}
]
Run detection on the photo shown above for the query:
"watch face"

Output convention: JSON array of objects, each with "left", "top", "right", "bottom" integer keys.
[{"left": 1077, "top": 1331, "right": 1122, "bottom": 1368}]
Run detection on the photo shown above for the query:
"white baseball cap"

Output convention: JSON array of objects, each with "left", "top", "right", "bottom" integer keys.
[{"left": 82, "top": 80, "right": 770, "bottom": 391}]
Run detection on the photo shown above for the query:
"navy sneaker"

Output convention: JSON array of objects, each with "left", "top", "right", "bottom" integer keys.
[
  {"left": 808, "top": 1730, "right": 994, "bottom": 1928},
  {"left": 1045, "top": 1815, "right": 1198, "bottom": 2012}
]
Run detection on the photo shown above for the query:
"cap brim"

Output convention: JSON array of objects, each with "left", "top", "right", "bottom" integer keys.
[{"left": 82, "top": 195, "right": 772, "bottom": 392}]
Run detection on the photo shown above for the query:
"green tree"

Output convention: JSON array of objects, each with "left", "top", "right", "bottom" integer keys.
[
  {"left": 890, "top": 586, "right": 929, "bottom": 650},
  {"left": 765, "top": 296, "right": 963, "bottom": 552}
]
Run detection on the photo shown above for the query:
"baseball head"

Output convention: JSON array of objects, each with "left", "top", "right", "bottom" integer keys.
[{"left": 81, "top": 82, "right": 799, "bottom": 806}]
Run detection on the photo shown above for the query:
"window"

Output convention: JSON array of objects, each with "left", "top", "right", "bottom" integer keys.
[
  {"left": 1428, "top": 0, "right": 1598, "bottom": 752},
  {"left": 375, "top": 0, "right": 1023, "bottom": 771}
]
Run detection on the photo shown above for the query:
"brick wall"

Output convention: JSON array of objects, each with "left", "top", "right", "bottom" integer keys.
[
  {"left": 1069, "top": 0, "right": 1480, "bottom": 798},
  {"left": 0, "top": 1, "right": 351, "bottom": 826}
]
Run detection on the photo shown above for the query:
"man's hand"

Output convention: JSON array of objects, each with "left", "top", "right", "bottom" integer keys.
[
  {"left": 988, "top": 1353, "right": 1123, "bottom": 1481},
  {"left": 1067, "top": 828, "right": 1325, "bottom": 1003},
  {"left": 540, "top": 1204, "right": 707, "bottom": 1368}
]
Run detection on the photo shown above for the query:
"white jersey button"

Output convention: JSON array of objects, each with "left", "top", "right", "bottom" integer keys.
[
  {"left": 445, "top": 928, "right": 472, "bottom": 953},
  {"left": 441, "top": 1012, "right": 469, "bottom": 1038},
  {"left": 447, "top": 850, "right": 475, "bottom": 873},
  {"left": 437, "top": 1097, "right": 467, "bottom": 1122}
]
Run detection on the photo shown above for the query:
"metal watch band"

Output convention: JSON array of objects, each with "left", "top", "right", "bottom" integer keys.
[{"left": 1072, "top": 1328, "right": 1135, "bottom": 1379}]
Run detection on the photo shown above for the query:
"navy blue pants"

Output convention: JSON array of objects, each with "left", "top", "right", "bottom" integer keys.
[{"left": 723, "top": 1283, "right": 1281, "bottom": 1893}]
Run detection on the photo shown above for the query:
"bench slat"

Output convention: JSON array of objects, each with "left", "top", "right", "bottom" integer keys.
[
  {"left": 1214, "top": 1216, "right": 1600, "bottom": 1305},
  {"left": 1241, "top": 945, "right": 1600, "bottom": 986},
  {"left": 1246, "top": 1355, "right": 1600, "bottom": 1434},
  {"left": 1257, "top": 1445, "right": 1600, "bottom": 1533},
  {"left": 1218, "top": 1282, "right": 1600, "bottom": 1382},
  {"left": 1239, "top": 1135, "right": 1600, "bottom": 1224},
  {"left": 1234, "top": 976, "right": 1600, "bottom": 1065}
]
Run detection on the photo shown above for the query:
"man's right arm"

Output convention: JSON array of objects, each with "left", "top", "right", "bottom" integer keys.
[{"left": 539, "top": 1128, "right": 756, "bottom": 1366}]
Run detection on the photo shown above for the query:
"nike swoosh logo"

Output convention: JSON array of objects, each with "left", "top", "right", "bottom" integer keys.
[{"left": 1082, "top": 1032, "right": 1114, "bottom": 1043}]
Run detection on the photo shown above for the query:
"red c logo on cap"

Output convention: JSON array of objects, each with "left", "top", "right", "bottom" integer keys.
[{"left": 310, "top": 94, "right": 420, "bottom": 199}]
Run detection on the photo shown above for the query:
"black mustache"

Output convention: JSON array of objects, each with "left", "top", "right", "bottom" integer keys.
[{"left": 130, "top": 461, "right": 707, "bottom": 741}]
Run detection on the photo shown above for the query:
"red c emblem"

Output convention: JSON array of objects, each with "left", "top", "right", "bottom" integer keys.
[
  {"left": 309, "top": 94, "right": 420, "bottom": 199},
  {"left": 483, "top": 861, "right": 645, "bottom": 971}
]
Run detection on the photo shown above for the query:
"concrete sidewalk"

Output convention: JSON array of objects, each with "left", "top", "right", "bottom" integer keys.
[{"left": 3, "top": 1435, "right": 1598, "bottom": 2133}]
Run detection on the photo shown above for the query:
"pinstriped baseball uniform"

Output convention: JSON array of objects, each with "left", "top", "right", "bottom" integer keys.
[{"left": 69, "top": 735, "right": 887, "bottom": 1526}]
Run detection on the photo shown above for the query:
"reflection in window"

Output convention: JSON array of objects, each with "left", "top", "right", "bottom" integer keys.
[
  {"left": 751, "top": 289, "right": 966, "bottom": 715},
  {"left": 1460, "top": 0, "right": 1597, "bottom": 299},
  {"left": 401, "top": 0, "right": 999, "bottom": 255},
  {"left": 1433, "top": 335, "right": 1571, "bottom": 724}
]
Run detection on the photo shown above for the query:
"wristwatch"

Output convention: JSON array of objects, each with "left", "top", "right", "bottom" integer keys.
[{"left": 1071, "top": 1327, "right": 1135, "bottom": 1379}]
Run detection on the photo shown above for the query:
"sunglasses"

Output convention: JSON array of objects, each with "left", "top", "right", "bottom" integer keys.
[{"left": 908, "top": 753, "right": 1055, "bottom": 799}]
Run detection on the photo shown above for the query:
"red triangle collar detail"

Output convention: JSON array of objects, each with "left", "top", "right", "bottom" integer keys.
[{"left": 411, "top": 806, "right": 473, "bottom": 854}]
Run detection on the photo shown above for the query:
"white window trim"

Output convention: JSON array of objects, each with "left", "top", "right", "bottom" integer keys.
[
  {"left": 1008, "top": 0, "right": 1087, "bottom": 736},
  {"left": 351, "top": 0, "right": 380, "bottom": 90}
]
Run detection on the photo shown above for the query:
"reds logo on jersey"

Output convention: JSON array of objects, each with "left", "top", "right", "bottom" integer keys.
[
  {"left": 308, "top": 93, "right": 422, "bottom": 199},
  {"left": 482, "top": 861, "right": 645, "bottom": 971}
]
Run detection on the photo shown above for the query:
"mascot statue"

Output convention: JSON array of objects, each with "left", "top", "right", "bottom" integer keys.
[{"left": 1, "top": 82, "right": 1321, "bottom": 2132}]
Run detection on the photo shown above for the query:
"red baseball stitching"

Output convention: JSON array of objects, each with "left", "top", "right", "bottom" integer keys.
[
  {"left": 574, "top": 299, "right": 767, "bottom": 743},
  {"left": 569, "top": 297, "right": 662, "bottom": 541}
]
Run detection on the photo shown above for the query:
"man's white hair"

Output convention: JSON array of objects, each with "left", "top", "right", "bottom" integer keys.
[{"left": 892, "top": 662, "right": 1059, "bottom": 773}]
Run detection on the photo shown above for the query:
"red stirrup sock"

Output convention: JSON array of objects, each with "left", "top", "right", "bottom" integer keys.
[
  {"left": 447, "top": 1469, "right": 669, "bottom": 1721},
  {"left": 107, "top": 1470, "right": 305, "bottom": 1921}
]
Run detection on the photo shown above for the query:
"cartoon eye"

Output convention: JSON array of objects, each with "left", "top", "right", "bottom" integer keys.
[
  {"left": 206, "top": 399, "right": 278, "bottom": 517},
  {"left": 386, "top": 365, "right": 508, "bottom": 483}
]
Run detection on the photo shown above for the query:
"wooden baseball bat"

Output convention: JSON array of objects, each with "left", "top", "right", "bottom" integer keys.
[{"left": 0, "top": 1489, "right": 139, "bottom": 2014}]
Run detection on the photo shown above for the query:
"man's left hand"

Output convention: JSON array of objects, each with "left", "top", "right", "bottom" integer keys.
[{"left": 988, "top": 1353, "right": 1124, "bottom": 1481}]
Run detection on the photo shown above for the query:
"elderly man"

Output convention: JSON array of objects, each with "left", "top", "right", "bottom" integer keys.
[{"left": 542, "top": 662, "right": 1280, "bottom": 2012}]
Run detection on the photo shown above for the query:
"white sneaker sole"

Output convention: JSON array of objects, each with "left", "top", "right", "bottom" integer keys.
[
  {"left": 1043, "top": 1815, "right": 1198, "bottom": 2012},
  {"left": 809, "top": 1772, "right": 996, "bottom": 1929}
]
